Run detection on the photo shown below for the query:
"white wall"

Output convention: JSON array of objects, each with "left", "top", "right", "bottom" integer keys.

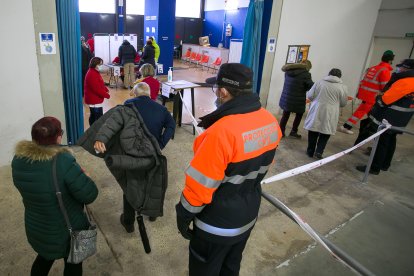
[
  {"left": 266, "top": 0, "right": 382, "bottom": 114},
  {"left": 0, "top": 0, "right": 44, "bottom": 166},
  {"left": 205, "top": 0, "right": 249, "bottom": 11},
  {"left": 368, "top": 37, "right": 413, "bottom": 67},
  {"left": 374, "top": 9, "right": 414, "bottom": 38}
]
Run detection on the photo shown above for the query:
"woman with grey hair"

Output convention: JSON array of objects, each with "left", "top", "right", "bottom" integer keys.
[
  {"left": 304, "top": 68, "right": 348, "bottom": 159},
  {"left": 133, "top": 63, "right": 160, "bottom": 100}
]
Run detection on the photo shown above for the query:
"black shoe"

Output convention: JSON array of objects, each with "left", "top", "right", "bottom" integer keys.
[
  {"left": 314, "top": 153, "right": 323, "bottom": 159},
  {"left": 289, "top": 132, "right": 302, "bottom": 139},
  {"left": 356, "top": 165, "right": 380, "bottom": 175},
  {"left": 149, "top": 216, "right": 157, "bottom": 222},
  {"left": 306, "top": 151, "right": 314, "bottom": 158},
  {"left": 120, "top": 214, "right": 134, "bottom": 233}
]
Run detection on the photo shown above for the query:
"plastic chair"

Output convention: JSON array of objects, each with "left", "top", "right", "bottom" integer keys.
[
  {"left": 209, "top": 57, "right": 222, "bottom": 72},
  {"left": 182, "top": 49, "right": 191, "bottom": 63},
  {"left": 188, "top": 52, "right": 197, "bottom": 64},
  {"left": 199, "top": 55, "right": 210, "bottom": 71},
  {"left": 191, "top": 53, "right": 202, "bottom": 67}
]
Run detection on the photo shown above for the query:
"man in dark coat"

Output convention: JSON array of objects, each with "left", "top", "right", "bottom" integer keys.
[
  {"left": 77, "top": 104, "right": 168, "bottom": 232},
  {"left": 119, "top": 40, "right": 137, "bottom": 89},
  {"left": 139, "top": 40, "right": 156, "bottom": 69},
  {"left": 278, "top": 60, "right": 314, "bottom": 138}
]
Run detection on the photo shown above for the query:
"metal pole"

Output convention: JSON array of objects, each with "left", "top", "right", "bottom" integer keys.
[
  {"left": 261, "top": 191, "right": 376, "bottom": 276},
  {"left": 362, "top": 124, "right": 385, "bottom": 183}
]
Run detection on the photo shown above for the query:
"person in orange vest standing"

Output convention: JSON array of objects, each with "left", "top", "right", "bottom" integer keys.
[
  {"left": 339, "top": 50, "right": 394, "bottom": 134},
  {"left": 175, "top": 63, "right": 282, "bottom": 276}
]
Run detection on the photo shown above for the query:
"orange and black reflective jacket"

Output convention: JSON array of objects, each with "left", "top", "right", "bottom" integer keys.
[
  {"left": 178, "top": 95, "right": 282, "bottom": 244},
  {"left": 370, "top": 70, "right": 414, "bottom": 128},
  {"left": 357, "top": 62, "right": 393, "bottom": 104}
]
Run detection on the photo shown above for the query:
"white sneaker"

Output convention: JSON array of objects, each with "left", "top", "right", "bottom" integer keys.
[{"left": 338, "top": 126, "right": 354, "bottom": 134}]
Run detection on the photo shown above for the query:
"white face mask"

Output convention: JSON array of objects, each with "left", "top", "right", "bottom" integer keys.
[{"left": 97, "top": 65, "right": 103, "bottom": 72}]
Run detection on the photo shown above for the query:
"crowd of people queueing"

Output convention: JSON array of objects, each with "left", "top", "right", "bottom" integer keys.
[
  {"left": 10, "top": 45, "right": 414, "bottom": 276},
  {"left": 278, "top": 50, "right": 414, "bottom": 175}
]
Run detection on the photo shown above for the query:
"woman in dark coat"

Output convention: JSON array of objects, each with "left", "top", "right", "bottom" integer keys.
[
  {"left": 279, "top": 60, "right": 314, "bottom": 138},
  {"left": 139, "top": 40, "right": 156, "bottom": 69},
  {"left": 12, "top": 117, "right": 98, "bottom": 276}
]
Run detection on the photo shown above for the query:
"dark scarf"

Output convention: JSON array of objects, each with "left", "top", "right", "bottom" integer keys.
[{"left": 198, "top": 93, "right": 261, "bottom": 129}]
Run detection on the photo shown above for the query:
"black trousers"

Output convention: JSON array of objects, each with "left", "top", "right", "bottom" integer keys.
[
  {"left": 31, "top": 254, "right": 82, "bottom": 276},
  {"left": 123, "top": 194, "right": 136, "bottom": 225},
  {"left": 279, "top": 110, "right": 303, "bottom": 136},
  {"left": 89, "top": 107, "right": 103, "bottom": 126},
  {"left": 307, "top": 131, "right": 331, "bottom": 156},
  {"left": 354, "top": 118, "right": 376, "bottom": 145},
  {"left": 189, "top": 235, "right": 249, "bottom": 276},
  {"left": 371, "top": 131, "right": 397, "bottom": 171}
]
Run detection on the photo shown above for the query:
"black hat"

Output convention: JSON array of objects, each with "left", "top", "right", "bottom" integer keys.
[
  {"left": 205, "top": 63, "right": 253, "bottom": 89},
  {"left": 396, "top": 59, "right": 414, "bottom": 70}
]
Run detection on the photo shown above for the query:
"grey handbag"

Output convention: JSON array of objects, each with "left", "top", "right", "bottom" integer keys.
[{"left": 52, "top": 155, "right": 97, "bottom": 264}]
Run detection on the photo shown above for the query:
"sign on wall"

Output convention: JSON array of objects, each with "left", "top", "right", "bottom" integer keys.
[
  {"left": 39, "top": 33, "right": 56, "bottom": 55},
  {"left": 267, "top": 37, "right": 276, "bottom": 52},
  {"left": 286, "top": 45, "right": 310, "bottom": 64}
]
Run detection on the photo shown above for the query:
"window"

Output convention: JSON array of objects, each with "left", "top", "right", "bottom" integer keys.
[
  {"left": 176, "top": 0, "right": 201, "bottom": 18},
  {"left": 126, "top": 0, "right": 145, "bottom": 15},
  {"left": 79, "top": 0, "right": 116, "bottom": 14}
]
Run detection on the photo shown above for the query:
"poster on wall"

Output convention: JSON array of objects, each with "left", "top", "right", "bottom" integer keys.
[
  {"left": 286, "top": 46, "right": 299, "bottom": 63},
  {"left": 39, "top": 33, "right": 56, "bottom": 55},
  {"left": 298, "top": 45, "right": 310, "bottom": 62},
  {"left": 286, "top": 45, "right": 310, "bottom": 64}
]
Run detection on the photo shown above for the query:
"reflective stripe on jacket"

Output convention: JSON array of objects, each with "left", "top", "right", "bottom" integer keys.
[
  {"left": 370, "top": 77, "right": 414, "bottom": 128},
  {"left": 357, "top": 62, "right": 392, "bottom": 104},
  {"left": 181, "top": 108, "right": 282, "bottom": 244}
]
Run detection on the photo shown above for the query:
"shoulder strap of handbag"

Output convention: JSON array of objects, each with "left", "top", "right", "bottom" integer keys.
[{"left": 52, "top": 155, "right": 73, "bottom": 233}]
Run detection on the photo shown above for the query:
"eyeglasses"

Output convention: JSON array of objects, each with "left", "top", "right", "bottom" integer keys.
[{"left": 60, "top": 129, "right": 65, "bottom": 136}]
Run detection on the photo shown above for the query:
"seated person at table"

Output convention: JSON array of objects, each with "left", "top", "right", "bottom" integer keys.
[
  {"left": 126, "top": 82, "right": 175, "bottom": 150},
  {"left": 133, "top": 63, "right": 160, "bottom": 100},
  {"left": 112, "top": 55, "right": 141, "bottom": 82}
]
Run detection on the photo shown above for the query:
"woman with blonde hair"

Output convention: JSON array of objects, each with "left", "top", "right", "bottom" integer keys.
[{"left": 133, "top": 63, "right": 160, "bottom": 100}]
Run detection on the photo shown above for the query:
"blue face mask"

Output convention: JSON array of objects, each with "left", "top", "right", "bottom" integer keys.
[{"left": 214, "top": 97, "right": 222, "bottom": 108}]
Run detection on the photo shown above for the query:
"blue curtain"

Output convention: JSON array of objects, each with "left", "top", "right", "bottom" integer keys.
[
  {"left": 240, "top": 0, "right": 264, "bottom": 94},
  {"left": 56, "top": 0, "right": 84, "bottom": 144}
]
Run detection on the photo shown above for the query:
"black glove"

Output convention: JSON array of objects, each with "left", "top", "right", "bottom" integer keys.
[{"left": 176, "top": 202, "right": 195, "bottom": 240}]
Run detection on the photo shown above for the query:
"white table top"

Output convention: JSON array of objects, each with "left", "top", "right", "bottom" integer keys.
[{"left": 163, "top": 80, "right": 200, "bottom": 90}]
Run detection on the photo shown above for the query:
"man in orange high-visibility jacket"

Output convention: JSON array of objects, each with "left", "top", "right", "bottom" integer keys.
[
  {"left": 339, "top": 50, "right": 394, "bottom": 134},
  {"left": 356, "top": 59, "right": 414, "bottom": 175},
  {"left": 175, "top": 63, "right": 282, "bottom": 276}
]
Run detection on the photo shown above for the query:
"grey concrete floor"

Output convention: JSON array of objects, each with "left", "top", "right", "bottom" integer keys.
[{"left": 1, "top": 106, "right": 413, "bottom": 276}]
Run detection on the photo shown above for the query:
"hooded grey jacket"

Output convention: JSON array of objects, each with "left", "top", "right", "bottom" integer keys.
[
  {"left": 77, "top": 104, "right": 168, "bottom": 217},
  {"left": 304, "top": 75, "right": 348, "bottom": 135}
]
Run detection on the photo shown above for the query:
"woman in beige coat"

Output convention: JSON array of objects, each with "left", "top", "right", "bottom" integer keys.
[{"left": 304, "top": 68, "right": 348, "bottom": 158}]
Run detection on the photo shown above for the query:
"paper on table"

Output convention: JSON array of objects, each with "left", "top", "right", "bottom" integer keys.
[
  {"left": 169, "top": 80, "right": 188, "bottom": 85},
  {"left": 162, "top": 84, "right": 172, "bottom": 97},
  {"left": 114, "top": 67, "right": 121, "bottom": 76}
]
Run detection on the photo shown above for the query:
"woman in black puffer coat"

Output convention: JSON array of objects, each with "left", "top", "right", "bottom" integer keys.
[{"left": 279, "top": 60, "right": 313, "bottom": 138}]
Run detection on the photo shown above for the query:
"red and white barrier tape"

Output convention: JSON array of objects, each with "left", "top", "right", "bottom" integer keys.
[
  {"left": 261, "top": 123, "right": 391, "bottom": 185},
  {"left": 178, "top": 92, "right": 204, "bottom": 135}
]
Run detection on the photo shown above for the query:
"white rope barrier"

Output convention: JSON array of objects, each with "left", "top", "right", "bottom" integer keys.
[
  {"left": 178, "top": 92, "right": 204, "bottom": 135},
  {"left": 262, "top": 192, "right": 375, "bottom": 276},
  {"left": 261, "top": 122, "right": 392, "bottom": 185}
]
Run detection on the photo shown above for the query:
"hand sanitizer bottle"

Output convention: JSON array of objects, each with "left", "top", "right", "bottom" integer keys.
[{"left": 168, "top": 67, "right": 173, "bottom": 83}]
